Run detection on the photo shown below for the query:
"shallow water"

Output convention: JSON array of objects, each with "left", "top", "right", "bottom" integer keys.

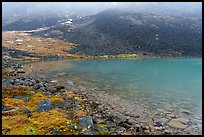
[{"left": 23, "top": 58, "right": 202, "bottom": 130}]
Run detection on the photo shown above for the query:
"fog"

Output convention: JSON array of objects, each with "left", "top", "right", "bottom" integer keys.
[{"left": 3, "top": 2, "right": 202, "bottom": 19}]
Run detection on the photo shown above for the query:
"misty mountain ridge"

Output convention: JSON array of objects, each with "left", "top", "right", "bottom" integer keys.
[{"left": 2, "top": 3, "right": 202, "bottom": 57}]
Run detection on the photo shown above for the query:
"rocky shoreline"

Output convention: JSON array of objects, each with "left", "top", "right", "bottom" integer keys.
[{"left": 2, "top": 58, "right": 202, "bottom": 135}]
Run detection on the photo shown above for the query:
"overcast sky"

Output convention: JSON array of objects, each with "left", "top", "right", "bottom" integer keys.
[{"left": 3, "top": 2, "right": 202, "bottom": 18}]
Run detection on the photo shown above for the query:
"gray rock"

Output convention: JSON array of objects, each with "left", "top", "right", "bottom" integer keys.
[
  {"left": 39, "top": 87, "right": 46, "bottom": 92},
  {"left": 34, "top": 82, "right": 44, "bottom": 89},
  {"left": 115, "top": 127, "right": 126, "bottom": 134},
  {"left": 5, "top": 82, "right": 13, "bottom": 86},
  {"left": 2, "top": 106, "right": 7, "bottom": 111},
  {"left": 16, "top": 69, "right": 25, "bottom": 73},
  {"left": 28, "top": 79, "right": 36, "bottom": 85},
  {"left": 9, "top": 80, "right": 15, "bottom": 85},
  {"left": 95, "top": 118, "right": 105, "bottom": 124},
  {"left": 15, "top": 79, "right": 24, "bottom": 85},
  {"left": 106, "top": 121, "right": 116, "bottom": 128},
  {"left": 127, "top": 118, "right": 137, "bottom": 125},
  {"left": 23, "top": 108, "right": 32, "bottom": 117},
  {"left": 79, "top": 116, "right": 93, "bottom": 128},
  {"left": 47, "top": 87, "right": 57, "bottom": 93},
  {"left": 70, "top": 124, "right": 77, "bottom": 129},
  {"left": 37, "top": 100, "right": 53, "bottom": 111},
  {"left": 13, "top": 96, "right": 22, "bottom": 99},
  {"left": 21, "top": 97, "right": 31, "bottom": 101},
  {"left": 55, "top": 85, "right": 65, "bottom": 90},
  {"left": 83, "top": 129, "right": 93, "bottom": 135},
  {"left": 24, "top": 81, "right": 34, "bottom": 86},
  {"left": 53, "top": 130, "right": 61, "bottom": 135},
  {"left": 154, "top": 121, "right": 163, "bottom": 127},
  {"left": 67, "top": 81, "right": 74, "bottom": 87}
]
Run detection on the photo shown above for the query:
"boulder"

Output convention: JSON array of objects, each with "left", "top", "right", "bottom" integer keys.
[
  {"left": 37, "top": 100, "right": 53, "bottom": 111},
  {"left": 79, "top": 116, "right": 93, "bottom": 128}
]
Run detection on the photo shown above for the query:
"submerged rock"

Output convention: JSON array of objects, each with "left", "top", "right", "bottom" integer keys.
[{"left": 167, "top": 118, "right": 188, "bottom": 129}]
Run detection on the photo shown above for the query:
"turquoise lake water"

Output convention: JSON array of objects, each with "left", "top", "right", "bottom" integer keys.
[{"left": 25, "top": 58, "right": 202, "bottom": 120}]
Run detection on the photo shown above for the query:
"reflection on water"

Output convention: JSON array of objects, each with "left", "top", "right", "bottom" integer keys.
[
  {"left": 23, "top": 60, "right": 73, "bottom": 76},
  {"left": 23, "top": 58, "right": 202, "bottom": 127}
]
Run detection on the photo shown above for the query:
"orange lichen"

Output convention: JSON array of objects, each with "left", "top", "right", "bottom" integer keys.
[
  {"left": 74, "top": 110, "right": 87, "bottom": 117},
  {"left": 2, "top": 86, "right": 33, "bottom": 98},
  {"left": 3, "top": 98, "right": 25, "bottom": 108},
  {"left": 2, "top": 84, "right": 93, "bottom": 135},
  {"left": 66, "top": 91, "right": 76, "bottom": 99},
  {"left": 2, "top": 108, "right": 74, "bottom": 135},
  {"left": 74, "top": 97, "right": 83, "bottom": 103}
]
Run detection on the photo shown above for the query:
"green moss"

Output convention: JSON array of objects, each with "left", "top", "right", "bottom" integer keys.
[
  {"left": 97, "top": 123, "right": 107, "bottom": 128},
  {"left": 12, "top": 57, "right": 41, "bottom": 61},
  {"left": 98, "top": 130, "right": 110, "bottom": 135},
  {"left": 72, "top": 54, "right": 140, "bottom": 59}
]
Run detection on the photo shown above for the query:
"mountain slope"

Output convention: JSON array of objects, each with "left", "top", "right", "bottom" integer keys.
[{"left": 32, "top": 9, "right": 202, "bottom": 57}]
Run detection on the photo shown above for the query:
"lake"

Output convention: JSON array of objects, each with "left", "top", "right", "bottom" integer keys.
[{"left": 23, "top": 58, "right": 202, "bottom": 131}]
